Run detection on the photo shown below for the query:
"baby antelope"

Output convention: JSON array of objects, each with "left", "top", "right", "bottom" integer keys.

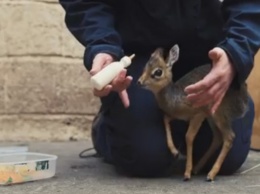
[{"left": 137, "top": 44, "right": 249, "bottom": 181}]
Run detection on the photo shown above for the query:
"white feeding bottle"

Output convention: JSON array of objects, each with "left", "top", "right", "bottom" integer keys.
[{"left": 90, "top": 54, "right": 135, "bottom": 90}]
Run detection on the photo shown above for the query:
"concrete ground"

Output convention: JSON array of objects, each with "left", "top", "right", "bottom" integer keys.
[{"left": 0, "top": 141, "right": 260, "bottom": 194}]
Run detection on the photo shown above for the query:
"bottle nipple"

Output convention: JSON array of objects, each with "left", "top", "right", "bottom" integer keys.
[{"left": 120, "top": 54, "right": 135, "bottom": 68}]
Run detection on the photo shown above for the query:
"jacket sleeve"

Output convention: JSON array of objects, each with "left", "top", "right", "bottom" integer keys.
[
  {"left": 217, "top": 0, "right": 260, "bottom": 85},
  {"left": 59, "top": 0, "right": 123, "bottom": 70}
]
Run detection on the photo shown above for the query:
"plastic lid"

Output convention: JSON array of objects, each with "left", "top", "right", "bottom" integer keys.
[
  {"left": 0, "top": 152, "right": 57, "bottom": 164},
  {"left": 0, "top": 146, "right": 28, "bottom": 155}
]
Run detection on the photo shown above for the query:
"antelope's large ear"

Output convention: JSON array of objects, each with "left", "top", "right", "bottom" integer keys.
[
  {"left": 167, "top": 44, "right": 179, "bottom": 67},
  {"left": 151, "top": 47, "right": 164, "bottom": 59}
]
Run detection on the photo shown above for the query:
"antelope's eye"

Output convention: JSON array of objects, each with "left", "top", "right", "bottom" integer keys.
[{"left": 152, "top": 68, "right": 163, "bottom": 78}]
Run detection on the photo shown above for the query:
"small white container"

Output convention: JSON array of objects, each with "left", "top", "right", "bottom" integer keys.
[{"left": 0, "top": 152, "right": 58, "bottom": 185}]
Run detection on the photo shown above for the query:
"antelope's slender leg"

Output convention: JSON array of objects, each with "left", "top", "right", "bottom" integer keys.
[
  {"left": 193, "top": 119, "right": 222, "bottom": 174},
  {"left": 164, "top": 115, "right": 179, "bottom": 157},
  {"left": 184, "top": 114, "right": 205, "bottom": 181},
  {"left": 206, "top": 120, "right": 235, "bottom": 182}
]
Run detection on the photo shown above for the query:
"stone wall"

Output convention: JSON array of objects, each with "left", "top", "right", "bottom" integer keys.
[{"left": 0, "top": 0, "right": 100, "bottom": 141}]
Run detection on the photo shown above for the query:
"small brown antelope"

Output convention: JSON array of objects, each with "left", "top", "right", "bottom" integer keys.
[{"left": 137, "top": 44, "right": 249, "bottom": 181}]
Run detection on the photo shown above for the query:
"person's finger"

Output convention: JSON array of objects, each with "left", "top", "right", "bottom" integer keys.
[
  {"left": 93, "top": 85, "right": 112, "bottom": 97},
  {"left": 116, "top": 75, "right": 132, "bottom": 108},
  {"left": 192, "top": 95, "right": 213, "bottom": 109},
  {"left": 124, "top": 76, "right": 133, "bottom": 88},
  {"left": 119, "top": 90, "right": 130, "bottom": 108},
  {"left": 188, "top": 81, "right": 222, "bottom": 108},
  {"left": 111, "top": 70, "right": 131, "bottom": 92},
  {"left": 90, "top": 55, "right": 113, "bottom": 76},
  {"left": 119, "top": 75, "right": 133, "bottom": 91},
  {"left": 186, "top": 89, "right": 204, "bottom": 102},
  {"left": 184, "top": 71, "right": 219, "bottom": 95},
  {"left": 112, "top": 69, "right": 127, "bottom": 85},
  {"left": 90, "top": 58, "right": 106, "bottom": 76},
  {"left": 192, "top": 85, "right": 224, "bottom": 115},
  {"left": 210, "top": 91, "right": 225, "bottom": 115}
]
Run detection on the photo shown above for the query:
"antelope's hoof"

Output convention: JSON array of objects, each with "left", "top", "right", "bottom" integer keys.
[
  {"left": 206, "top": 176, "right": 214, "bottom": 182},
  {"left": 183, "top": 177, "right": 191, "bottom": 182},
  {"left": 183, "top": 173, "right": 191, "bottom": 181}
]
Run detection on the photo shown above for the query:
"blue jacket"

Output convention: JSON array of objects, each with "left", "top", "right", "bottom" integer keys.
[{"left": 59, "top": 0, "right": 260, "bottom": 85}]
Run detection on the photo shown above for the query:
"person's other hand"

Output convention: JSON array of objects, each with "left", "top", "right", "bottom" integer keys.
[
  {"left": 90, "top": 53, "right": 133, "bottom": 108},
  {"left": 184, "top": 47, "right": 236, "bottom": 115}
]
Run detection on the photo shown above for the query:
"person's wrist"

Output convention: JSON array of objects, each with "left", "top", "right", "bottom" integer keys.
[
  {"left": 223, "top": 49, "right": 236, "bottom": 79},
  {"left": 219, "top": 48, "right": 238, "bottom": 90},
  {"left": 215, "top": 47, "right": 236, "bottom": 77}
]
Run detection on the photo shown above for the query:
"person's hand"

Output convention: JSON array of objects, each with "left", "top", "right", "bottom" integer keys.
[
  {"left": 184, "top": 47, "right": 236, "bottom": 115},
  {"left": 90, "top": 53, "right": 133, "bottom": 108}
]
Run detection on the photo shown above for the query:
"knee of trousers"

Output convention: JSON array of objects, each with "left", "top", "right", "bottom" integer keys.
[{"left": 110, "top": 140, "right": 177, "bottom": 177}]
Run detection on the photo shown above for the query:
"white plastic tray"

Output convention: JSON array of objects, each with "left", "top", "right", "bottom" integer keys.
[{"left": 0, "top": 152, "right": 58, "bottom": 185}]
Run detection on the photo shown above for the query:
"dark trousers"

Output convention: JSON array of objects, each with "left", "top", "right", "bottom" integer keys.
[{"left": 93, "top": 55, "right": 255, "bottom": 177}]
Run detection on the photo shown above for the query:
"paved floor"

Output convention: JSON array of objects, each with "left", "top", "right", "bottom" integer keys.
[{"left": 0, "top": 141, "right": 260, "bottom": 194}]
